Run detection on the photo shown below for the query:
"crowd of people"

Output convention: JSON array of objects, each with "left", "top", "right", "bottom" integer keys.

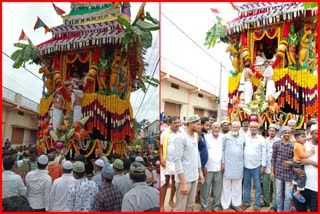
[
  {"left": 160, "top": 115, "right": 318, "bottom": 212},
  {"left": 2, "top": 145, "right": 160, "bottom": 212}
]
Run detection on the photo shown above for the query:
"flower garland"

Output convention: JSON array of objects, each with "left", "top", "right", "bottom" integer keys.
[
  {"left": 80, "top": 140, "right": 91, "bottom": 151},
  {"left": 252, "top": 27, "right": 279, "bottom": 41},
  {"left": 113, "top": 141, "right": 126, "bottom": 156},
  {"left": 39, "top": 96, "right": 53, "bottom": 116},
  {"left": 65, "top": 51, "right": 91, "bottom": 64},
  {"left": 228, "top": 68, "right": 317, "bottom": 116},
  {"left": 231, "top": 111, "right": 305, "bottom": 129},
  {"left": 82, "top": 93, "right": 134, "bottom": 140}
]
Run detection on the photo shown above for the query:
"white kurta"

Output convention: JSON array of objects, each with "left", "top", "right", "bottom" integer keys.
[{"left": 47, "top": 174, "right": 76, "bottom": 211}]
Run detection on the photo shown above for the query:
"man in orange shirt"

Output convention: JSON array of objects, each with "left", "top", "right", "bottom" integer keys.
[{"left": 47, "top": 148, "right": 62, "bottom": 182}]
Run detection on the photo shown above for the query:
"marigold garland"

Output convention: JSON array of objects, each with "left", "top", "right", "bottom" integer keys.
[{"left": 228, "top": 68, "right": 317, "bottom": 116}]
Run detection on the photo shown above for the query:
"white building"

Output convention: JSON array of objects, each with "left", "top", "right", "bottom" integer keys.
[
  {"left": 161, "top": 70, "right": 219, "bottom": 118},
  {"left": 2, "top": 87, "right": 39, "bottom": 146}
]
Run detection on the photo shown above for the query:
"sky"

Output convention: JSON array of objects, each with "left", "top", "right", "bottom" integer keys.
[
  {"left": 161, "top": 2, "right": 239, "bottom": 111},
  {"left": 2, "top": 2, "right": 159, "bottom": 123}
]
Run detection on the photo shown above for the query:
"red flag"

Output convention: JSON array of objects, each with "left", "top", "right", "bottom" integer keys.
[
  {"left": 210, "top": 8, "right": 220, "bottom": 13},
  {"left": 230, "top": 2, "right": 237, "bottom": 10},
  {"left": 135, "top": 2, "right": 145, "bottom": 21},
  {"left": 52, "top": 3, "right": 66, "bottom": 16},
  {"left": 34, "top": 17, "right": 50, "bottom": 33},
  {"left": 18, "top": 29, "right": 28, "bottom": 41}
]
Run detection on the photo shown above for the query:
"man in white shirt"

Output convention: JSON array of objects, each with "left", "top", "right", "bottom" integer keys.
[
  {"left": 26, "top": 155, "right": 52, "bottom": 211},
  {"left": 220, "top": 120, "right": 230, "bottom": 137},
  {"left": 200, "top": 122, "right": 223, "bottom": 211},
  {"left": 47, "top": 161, "right": 76, "bottom": 211},
  {"left": 305, "top": 121, "right": 316, "bottom": 141},
  {"left": 263, "top": 124, "right": 280, "bottom": 211},
  {"left": 263, "top": 60, "right": 276, "bottom": 100},
  {"left": 239, "top": 118, "right": 251, "bottom": 137},
  {"left": 255, "top": 49, "right": 266, "bottom": 65},
  {"left": 293, "top": 124, "right": 318, "bottom": 211},
  {"left": 160, "top": 116, "right": 181, "bottom": 210},
  {"left": 2, "top": 157, "right": 27, "bottom": 199},
  {"left": 173, "top": 115, "right": 204, "bottom": 211},
  {"left": 242, "top": 121, "right": 266, "bottom": 212}
]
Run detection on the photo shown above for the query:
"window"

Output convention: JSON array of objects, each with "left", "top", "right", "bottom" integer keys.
[
  {"left": 198, "top": 93, "right": 203, "bottom": 98},
  {"left": 171, "top": 83, "right": 179, "bottom": 90},
  {"left": 18, "top": 111, "right": 24, "bottom": 116}
]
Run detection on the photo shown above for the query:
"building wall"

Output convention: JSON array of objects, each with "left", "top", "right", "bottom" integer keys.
[
  {"left": 143, "top": 119, "right": 160, "bottom": 138},
  {"left": 161, "top": 80, "right": 189, "bottom": 106},
  {"left": 161, "top": 77, "right": 218, "bottom": 119},
  {"left": 2, "top": 89, "right": 39, "bottom": 146}
]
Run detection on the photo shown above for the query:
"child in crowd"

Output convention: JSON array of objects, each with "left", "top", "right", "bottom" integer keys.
[{"left": 289, "top": 130, "right": 315, "bottom": 203}]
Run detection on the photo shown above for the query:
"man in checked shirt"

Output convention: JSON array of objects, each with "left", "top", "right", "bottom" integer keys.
[
  {"left": 270, "top": 126, "right": 294, "bottom": 212},
  {"left": 95, "top": 165, "right": 123, "bottom": 211}
]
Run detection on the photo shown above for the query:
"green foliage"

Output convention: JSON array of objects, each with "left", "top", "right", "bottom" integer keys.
[
  {"left": 144, "top": 12, "right": 159, "bottom": 25},
  {"left": 118, "top": 16, "right": 130, "bottom": 29},
  {"left": 11, "top": 39, "right": 41, "bottom": 69},
  {"left": 118, "top": 3, "right": 159, "bottom": 49},
  {"left": 204, "top": 16, "right": 229, "bottom": 49},
  {"left": 136, "top": 75, "right": 159, "bottom": 93},
  {"left": 141, "top": 31, "right": 153, "bottom": 49},
  {"left": 136, "top": 20, "right": 159, "bottom": 31}
]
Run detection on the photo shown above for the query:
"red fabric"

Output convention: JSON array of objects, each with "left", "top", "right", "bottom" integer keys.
[
  {"left": 282, "top": 21, "right": 291, "bottom": 38},
  {"left": 92, "top": 47, "right": 101, "bottom": 64},
  {"left": 251, "top": 66, "right": 262, "bottom": 78},
  {"left": 272, "top": 57, "right": 281, "bottom": 69},
  {"left": 240, "top": 31, "right": 247, "bottom": 46},
  {"left": 60, "top": 87, "right": 71, "bottom": 102},
  {"left": 53, "top": 54, "right": 60, "bottom": 69}
]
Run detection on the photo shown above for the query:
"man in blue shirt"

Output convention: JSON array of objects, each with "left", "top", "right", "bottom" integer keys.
[{"left": 195, "top": 117, "right": 210, "bottom": 203}]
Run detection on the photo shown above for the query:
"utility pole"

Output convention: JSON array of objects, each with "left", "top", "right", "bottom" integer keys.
[{"left": 217, "top": 61, "right": 223, "bottom": 121}]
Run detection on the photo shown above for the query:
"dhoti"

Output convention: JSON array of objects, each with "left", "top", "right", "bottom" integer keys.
[
  {"left": 244, "top": 81, "right": 253, "bottom": 104},
  {"left": 266, "top": 80, "right": 276, "bottom": 100},
  {"left": 52, "top": 106, "right": 63, "bottom": 132},
  {"left": 73, "top": 105, "right": 82, "bottom": 122}
]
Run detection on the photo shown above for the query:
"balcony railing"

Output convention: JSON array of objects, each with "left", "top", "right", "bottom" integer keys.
[
  {"left": 2, "top": 87, "right": 16, "bottom": 102},
  {"left": 21, "top": 96, "right": 39, "bottom": 112},
  {"left": 2, "top": 86, "right": 39, "bottom": 112}
]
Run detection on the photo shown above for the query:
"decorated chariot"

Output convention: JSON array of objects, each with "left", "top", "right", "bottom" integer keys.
[
  {"left": 12, "top": 2, "right": 159, "bottom": 159},
  {"left": 206, "top": 2, "right": 317, "bottom": 128}
]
